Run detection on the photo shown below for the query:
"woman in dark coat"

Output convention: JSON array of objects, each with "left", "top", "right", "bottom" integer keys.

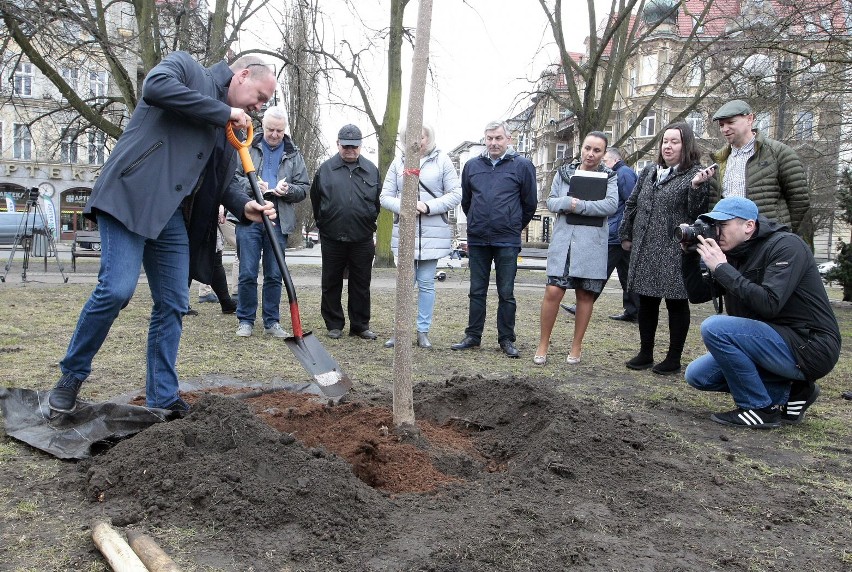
[{"left": 619, "top": 122, "right": 714, "bottom": 374}]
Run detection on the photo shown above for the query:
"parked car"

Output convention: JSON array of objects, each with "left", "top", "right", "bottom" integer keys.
[
  {"left": 818, "top": 260, "right": 837, "bottom": 277},
  {"left": 78, "top": 238, "right": 101, "bottom": 251},
  {"left": 304, "top": 230, "right": 319, "bottom": 248}
]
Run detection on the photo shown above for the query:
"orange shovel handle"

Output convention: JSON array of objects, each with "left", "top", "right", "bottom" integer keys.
[{"left": 225, "top": 123, "right": 255, "bottom": 174}]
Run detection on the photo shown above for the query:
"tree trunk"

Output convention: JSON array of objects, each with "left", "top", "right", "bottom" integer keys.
[
  {"left": 374, "top": 0, "right": 409, "bottom": 268},
  {"left": 393, "top": 0, "right": 433, "bottom": 429}
]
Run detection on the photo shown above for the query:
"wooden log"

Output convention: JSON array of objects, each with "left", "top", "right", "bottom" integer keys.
[
  {"left": 126, "top": 529, "right": 182, "bottom": 572},
  {"left": 91, "top": 520, "right": 149, "bottom": 572}
]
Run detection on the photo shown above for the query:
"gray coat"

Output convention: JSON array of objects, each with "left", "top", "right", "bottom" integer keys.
[
  {"left": 380, "top": 148, "right": 462, "bottom": 260},
  {"left": 545, "top": 163, "right": 619, "bottom": 279},
  {"left": 242, "top": 134, "right": 309, "bottom": 236},
  {"left": 619, "top": 164, "right": 710, "bottom": 298},
  {"left": 84, "top": 52, "right": 244, "bottom": 239}
]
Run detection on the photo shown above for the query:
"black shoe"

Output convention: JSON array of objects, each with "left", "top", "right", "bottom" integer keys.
[
  {"left": 499, "top": 340, "right": 520, "bottom": 358},
  {"left": 711, "top": 406, "right": 781, "bottom": 430},
  {"left": 561, "top": 303, "right": 576, "bottom": 315},
  {"left": 652, "top": 357, "right": 682, "bottom": 375},
  {"left": 783, "top": 383, "right": 820, "bottom": 425},
  {"left": 185, "top": 306, "right": 199, "bottom": 316},
  {"left": 221, "top": 300, "right": 237, "bottom": 314},
  {"left": 164, "top": 397, "right": 190, "bottom": 412},
  {"left": 384, "top": 337, "right": 395, "bottom": 348},
  {"left": 609, "top": 312, "right": 637, "bottom": 322},
  {"left": 626, "top": 353, "right": 654, "bottom": 370},
  {"left": 451, "top": 336, "right": 480, "bottom": 350},
  {"left": 327, "top": 329, "right": 343, "bottom": 339},
  {"left": 350, "top": 329, "right": 378, "bottom": 340},
  {"left": 843, "top": 391, "right": 852, "bottom": 401},
  {"left": 49, "top": 373, "right": 84, "bottom": 413}
]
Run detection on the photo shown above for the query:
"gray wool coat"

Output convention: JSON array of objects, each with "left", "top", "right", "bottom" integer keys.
[
  {"left": 380, "top": 148, "right": 462, "bottom": 260},
  {"left": 545, "top": 163, "right": 619, "bottom": 279},
  {"left": 619, "top": 164, "right": 710, "bottom": 299}
]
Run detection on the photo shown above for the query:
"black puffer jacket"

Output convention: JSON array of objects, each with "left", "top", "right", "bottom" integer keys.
[{"left": 682, "top": 217, "right": 841, "bottom": 381}]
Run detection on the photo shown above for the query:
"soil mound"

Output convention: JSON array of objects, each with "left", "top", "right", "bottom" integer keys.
[{"left": 80, "top": 375, "right": 846, "bottom": 571}]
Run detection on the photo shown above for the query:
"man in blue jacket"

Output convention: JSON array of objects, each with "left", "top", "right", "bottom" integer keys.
[
  {"left": 603, "top": 147, "right": 640, "bottom": 321},
  {"left": 451, "top": 120, "right": 537, "bottom": 358},
  {"left": 49, "top": 52, "right": 277, "bottom": 414}
]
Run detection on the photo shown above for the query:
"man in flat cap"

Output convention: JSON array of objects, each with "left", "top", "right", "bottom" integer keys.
[
  {"left": 708, "top": 99, "right": 809, "bottom": 236},
  {"left": 310, "top": 124, "right": 381, "bottom": 340}
]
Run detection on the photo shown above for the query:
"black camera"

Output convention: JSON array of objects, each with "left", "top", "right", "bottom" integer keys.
[{"left": 675, "top": 219, "right": 717, "bottom": 252}]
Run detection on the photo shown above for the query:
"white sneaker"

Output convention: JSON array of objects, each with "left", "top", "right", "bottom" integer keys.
[
  {"left": 264, "top": 323, "right": 289, "bottom": 338},
  {"left": 236, "top": 322, "right": 253, "bottom": 337}
]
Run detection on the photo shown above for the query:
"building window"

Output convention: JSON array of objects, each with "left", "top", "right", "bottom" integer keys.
[
  {"left": 628, "top": 67, "right": 637, "bottom": 96},
  {"left": 516, "top": 133, "right": 527, "bottom": 154},
  {"left": 88, "top": 131, "right": 106, "bottom": 164},
  {"left": 686, "top": 111, "right": 705, "bottom": 137},
  {"left": 687, "top": 59, "right": 702, "bottom": 87},
  {"left": 61, "top": 133, "right": 79, "bottom": 163},
  {"left": 640, "top": 54, "right": 658, "bottom": 85},
  {"left": 639, "top": 114, "right": 656, "bottom": 137},
  {"left": 555, "top": 143, "right": 568, "bottom": 160},
  {"left": 89, "top": 70, "right": 108, "bottom": 102},
  {"left": 13, "top": 62, "right": 34, "bottom": 97},
  {"left": 636, "top": 159, "right": 654, "bottom": 173},
  {"left": 60, "top": 66, "right": 79, "bottom": 93},
  {"left": 13, "top": 124, "right": 32, "bottom": 160},
  {"left": 794, "top": 111, "right": 814, "bottom": 140},
  {"left": 754, "top": 111, "right": 771, "bottom": 133},
  {"left": 603, "top": 125, "right": 614, "bottom": 143}
]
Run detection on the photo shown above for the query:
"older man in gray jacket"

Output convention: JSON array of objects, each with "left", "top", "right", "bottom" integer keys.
[{"left": 49, "top": 52, "right": 277, "bottom": 414}]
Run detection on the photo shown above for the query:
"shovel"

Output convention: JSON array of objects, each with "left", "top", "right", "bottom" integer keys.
[{"left": 226, "top": 124, "right": 352, "bottom": 398}]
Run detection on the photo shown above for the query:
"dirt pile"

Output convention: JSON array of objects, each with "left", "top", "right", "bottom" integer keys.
[{"left": 80, "top": 375, "right": 848, "bottom": 571}]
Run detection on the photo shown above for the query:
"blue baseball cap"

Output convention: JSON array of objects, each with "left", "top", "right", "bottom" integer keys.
[{"left": 699, "top": 196, "right": 759, "bottom": 222}]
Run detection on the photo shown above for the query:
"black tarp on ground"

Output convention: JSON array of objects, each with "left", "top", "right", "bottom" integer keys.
[
  {"left": 0, "top": 388, "right": 180, "bottom": 459},
  {"left": 0, "top": 377, "right": 322, "bottom": 460}
]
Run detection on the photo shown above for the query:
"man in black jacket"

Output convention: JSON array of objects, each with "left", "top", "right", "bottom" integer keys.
[
  {"left": 310, "top": 124, "right": 380, "bottom": 340},
  {"left": 681, "top": 197, "right": 840, "bottom": 429}
]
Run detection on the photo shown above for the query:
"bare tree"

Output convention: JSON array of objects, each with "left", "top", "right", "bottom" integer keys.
[
  {"left": 274, "top": 0, "right": 324, "bottom": 247},
  {"left": 285, "top": 0, "right": 413, "bottom": 267},
  {"left": 392, "top": 0, "right": 432, "bottom": 430},
  {"left": 532, "top": 0, "right": 852, "bottom": 247},
  {"left": 0, "top": 0, "right": 274, "bottom": 148}
]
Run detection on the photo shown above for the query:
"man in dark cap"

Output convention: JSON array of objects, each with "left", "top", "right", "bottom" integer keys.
[
  {"left": 680, "top": 197, "right": 839, "bottom": 429},
  {"left": 309, "top": 124, "right": 381, "bottom": 340},
  {"left": 708, "top": 99, "right": 809, "bottom": 236}
]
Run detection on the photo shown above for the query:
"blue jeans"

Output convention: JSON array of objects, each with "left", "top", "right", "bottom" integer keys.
[
  {"left": 236, "top": 222, "right": 288, "bottom": 328},
  {"left": 60, "top": 209, "right": 189, "bottom": 408},
  {"left": 465, "top": 245, "right": 520, "bottom": 343},
  {"left": 685, "top": 315, "right": 805, "bottom": 409},
  {"left": 414, "top": 259, "right": 438, "bottom": 332}
]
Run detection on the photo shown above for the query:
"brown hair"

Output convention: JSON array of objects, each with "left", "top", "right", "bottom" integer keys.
[{"left": 656, "top": 121, "right": 701, "bottom": 169}]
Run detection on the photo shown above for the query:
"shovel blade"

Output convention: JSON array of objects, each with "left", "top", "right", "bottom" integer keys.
[{"left": 286, "top": 332, "right": 352, "bottom": 398}]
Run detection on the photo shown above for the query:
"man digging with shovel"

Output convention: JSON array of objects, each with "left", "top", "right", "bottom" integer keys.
[{"left": 49, "top": 52, "right": 277, "bottom": 414}]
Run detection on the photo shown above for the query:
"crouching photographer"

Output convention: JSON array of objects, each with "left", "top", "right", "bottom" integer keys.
[{"left": 680, "top": 197, "right": 841, "bottom": 429}]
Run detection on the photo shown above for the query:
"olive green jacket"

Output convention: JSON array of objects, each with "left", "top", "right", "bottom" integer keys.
[{"left": 709, "top": 131, "right": 809, "bottom": 235}]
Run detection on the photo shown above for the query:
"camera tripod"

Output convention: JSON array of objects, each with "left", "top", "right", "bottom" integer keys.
[{"left": 1, "top": 187, "right": 68, "bottom": 283}]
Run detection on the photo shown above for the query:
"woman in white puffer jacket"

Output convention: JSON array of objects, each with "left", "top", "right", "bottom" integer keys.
[{"left": 380, "top": 124, "right": 462, "bottom": 348}]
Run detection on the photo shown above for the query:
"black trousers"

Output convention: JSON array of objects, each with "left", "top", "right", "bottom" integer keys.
[
  {"left": 320, "top": 237, "right": 374, "bottom": 333},
  {"left": 600, "top": 243, "right": 640, "bottom": 317}
]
